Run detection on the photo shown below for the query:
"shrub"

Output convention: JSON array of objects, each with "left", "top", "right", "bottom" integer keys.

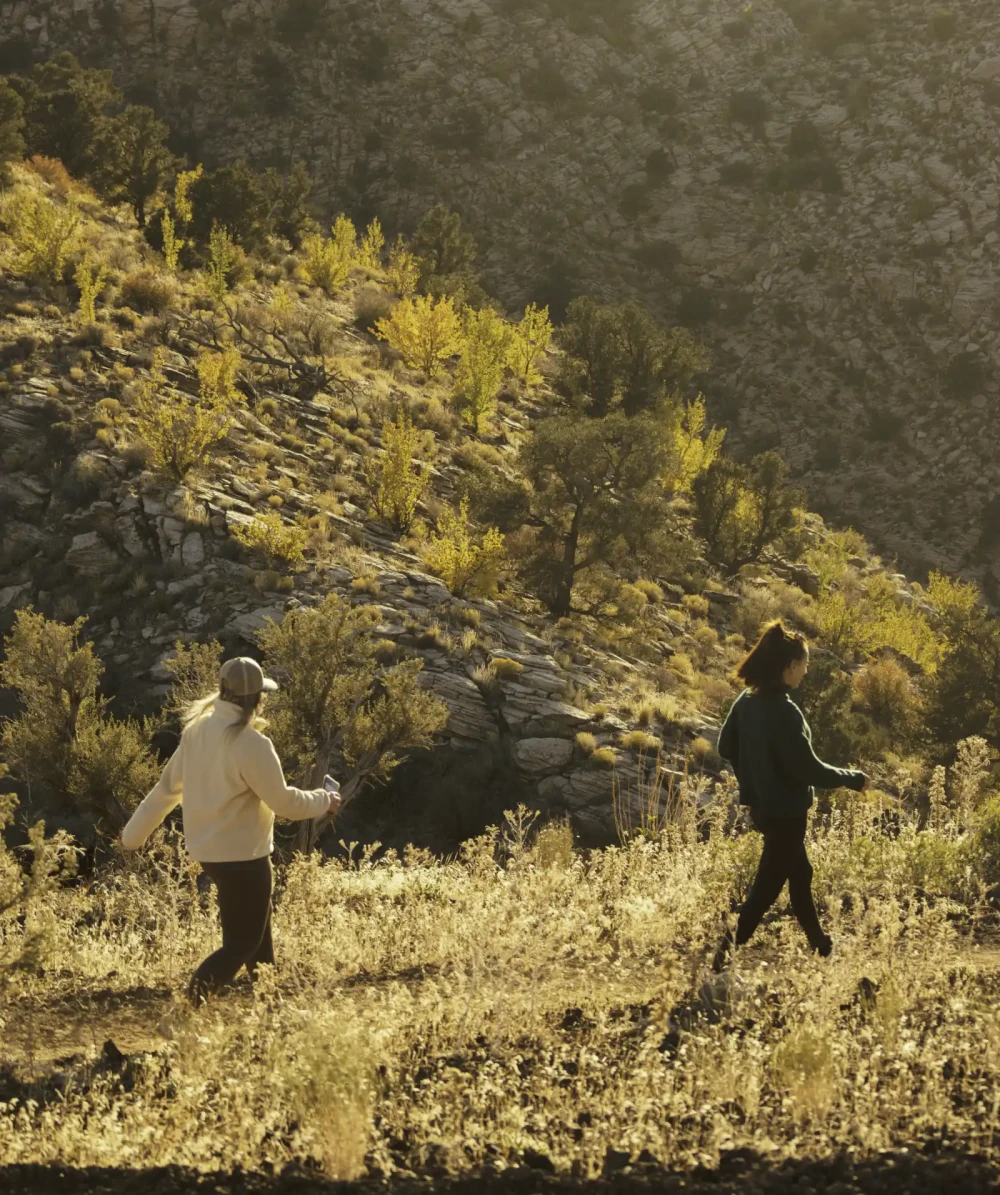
[
  {"left": 622, "top": 729, "right": 660, "bottom": 752},
  {"left": 365, "top": 409, "right": 426, "bottom": 533},
  {"left": 120, "top": 268, "right": 175, "bottom": 314},
  {"left": 207, "top": 223, "right": 238, "bottom": 299},
  {"left": 670, "top": 396, "right": 726, "bottom": 492},
  {"left": 257, "top": 593, "right": 449, "bottom": 848},
  {"left": 0, "top": 609, "right": 157, "bottom": 830},
  {"left": 131, "top": 347, "right": 244, "bottom": 480},
  {"left": 728, "top": 90, "right": 770, "bottom": 127},
  {"left": 354, "top": 284, "right": 393, "bottom": 332},
  {"left": 3, "top": 188, "right": 80, "bottom": 282},
  {"left": 787, "top": 119, "right": 825, "bottom": 158},
  {"left": 852, "top": 657, "right": 920, "bottom": 740},
  {"left": 929, "top": 8, "right": 957, "bottom": 40},
  {"left": 491, "top": 656, "right": 524, "bottom": 680},
  {"left": 575, "top": 731, "right": 597, "bottom": 755},
  {"left": 719, "top": 159, "right": 756, "bottom": 186},
  {"left": 589, "top": 745, "right": 617, "bottom": 768},
  {"left": 530, "top": 819, "right": 574, "bottom": 868},
  {"left": 301, "top": 214, "right": 357, "bottom": 292},
  {"left": 423, "top": 499, "right": 506, "bottom": 598},
  {"left": 634, "top": 579, "right": 664, "bottom": 603},
  {"left": 693, "top": 451, "right": 802, "bottom": 574},
  {"left": 677, "top": 286, "right": 714, "bottom": 326},
  {"left": 25, "top": 155, "right": 76, "bottom": 195},
  {"left": 507, "top": 302, "right": 553, "bottom": 389},
  {"left": 231, "top": 510, "right": 307, "bottom": 566},
  {"left": 945, "top": 351, "right": 985, "bottom": 399},
  {"left": 74, "top": 254, "right": 108, "bottom": 325},
  {"left": 385, "top": 236, "right": 420, "bottom": 297},
  {"left": 455, "top": 306, "right": 513, "bottom": 432},
  {"left": 375, "top": 293, "right": 463, "bottom": 379}
]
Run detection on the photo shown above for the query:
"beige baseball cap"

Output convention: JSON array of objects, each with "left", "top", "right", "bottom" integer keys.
[{"left": 219, "top": 657, "right": 278, "bottom": 696}]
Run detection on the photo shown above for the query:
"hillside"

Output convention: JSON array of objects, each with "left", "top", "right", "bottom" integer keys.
[
  {"left": 1, "top": 153, "right": 983, "bottom": 853},
  {"left": 2, "top": 0, "right": 1000, "bottom": 595},
  {"left": 5, "top": 126, "right": 1000, "bottom": 1194}
]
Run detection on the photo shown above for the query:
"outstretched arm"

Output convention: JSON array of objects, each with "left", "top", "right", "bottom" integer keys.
[
  {"left": 239, "top": 733, "right": 331, "bottom": 821},
  {"left": 121, "top": 744, "right": 184, "bottom": 849}
]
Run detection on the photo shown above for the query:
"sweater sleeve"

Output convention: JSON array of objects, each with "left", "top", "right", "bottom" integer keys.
[
  {"left": 717, "top": 693, "right": 743, "bottom": 766},
  {"left": 121, "top": 743, "right": 184, "bottom": 849},
  {"left": 238, "top": 732, "right": 331, "bottom": 821},
  {"left": 779, "top": 701, "right": 865, "bottom": 791}
]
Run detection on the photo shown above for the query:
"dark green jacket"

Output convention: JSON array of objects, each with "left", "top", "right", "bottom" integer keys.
[{"left": 717, "top": 687, "right": 865, "bottom": 817}]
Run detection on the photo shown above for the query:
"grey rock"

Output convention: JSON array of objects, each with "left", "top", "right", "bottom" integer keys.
[
  {"left": 181, "top": 531, "right": 205, "bottom": 568},
  {"left": 66, "top": 530, "right": 119, "bottom": 577},
  {"left": 514, "top": 737, "right": 574, "bottom": 776}
]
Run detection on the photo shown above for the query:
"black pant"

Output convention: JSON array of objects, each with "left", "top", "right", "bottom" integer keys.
[
  {"left": 189, "top": 855, "right": 274, "bottom": 1006},
  {"left": 734, "top": 811, "right": 827, "bottom": 950}
]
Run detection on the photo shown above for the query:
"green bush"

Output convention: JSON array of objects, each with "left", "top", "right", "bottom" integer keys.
[
  {"left": 929, "top": 8, "right": 957, "bottom": 40},
  {"left": 728, "top": 90, "right": 770, "bottom": 127},
  {"left": 119, "top": 268, "right": 175, "bottom": 314},
  {"left": 719, "top": 160, "right": 756, "bottom": 186}
]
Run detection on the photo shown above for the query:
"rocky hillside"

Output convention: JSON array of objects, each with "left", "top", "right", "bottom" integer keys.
[
  {"left": 3, "top": 160, "right": 952, "bottom": 853},
  {"left": 1, "top": 0, "right": 999, "bottom": 593}
]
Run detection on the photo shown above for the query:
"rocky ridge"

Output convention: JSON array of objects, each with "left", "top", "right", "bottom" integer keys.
[{"left": 1, "top": 1, "right": 1000, "bottom": 592}]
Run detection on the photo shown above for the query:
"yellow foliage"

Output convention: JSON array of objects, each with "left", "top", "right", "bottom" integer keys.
[
  {"left": 672, "top": 395, "right": 726, "bottom": 491},
  {"left": 455, "top": 306, "right": 513, "bottom": 432},
  {"left": 207, "top": 224, "right": 237, "bottom": 300},
  {"left": 507, "top": 302, "right": 553, "bottom": 388},
  {"left": 386, "top": 235, "right": 420, "bottom": 297},
  {"left": 422, "top": 498, "right": 506, "bottom": 597},
  {"left": 3, "top": 188, "right": 81, "bottom": 283},
  {"left": 74, "top": 254, "right": 108, "bottom": 326},
  {"left": 302, "top": 214, "right": 357, "bottom": 293},
  {"left": 358, "top": 217, "right": 385, "bottom": 269},
  {"left": 375, "top": 293, "right": 463, "bottom": 379},
  {"left": 174, "top": 164, "right": 202, "bottom": 226},
  {"left": 364, "top": 409, "right": 426, "bottom": 532},
  {"left": 132, "top": 347, "right": 245, "bottom": 480},
  {"left": 814, "top": 573, "right": 941, "bottom": 671},
  {"left": 230, "top": 510, "right": 307, "bottom": 566}
]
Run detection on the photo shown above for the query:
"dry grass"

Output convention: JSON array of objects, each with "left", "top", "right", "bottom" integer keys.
[{"left": 2, "top": 794, "right": 998, "bottom": 1179}]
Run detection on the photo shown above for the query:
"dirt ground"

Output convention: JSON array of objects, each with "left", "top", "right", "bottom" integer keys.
[{"left": 2, "top": 1153, "right": 1000, "bottom": 1195}]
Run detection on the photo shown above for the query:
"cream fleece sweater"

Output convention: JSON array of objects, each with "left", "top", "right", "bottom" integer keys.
[{"left": 121, "top": 701, "right": 331, "bottom": 862}]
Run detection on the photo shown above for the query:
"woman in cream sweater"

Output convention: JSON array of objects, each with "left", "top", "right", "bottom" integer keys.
[{"left": 122, "top": 656, "right": 337, "bottom": 1005}]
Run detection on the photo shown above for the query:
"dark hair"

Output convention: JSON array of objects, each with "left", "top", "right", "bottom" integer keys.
[{"left": 737, "top": 620, "right": 807, "bottom": 692}]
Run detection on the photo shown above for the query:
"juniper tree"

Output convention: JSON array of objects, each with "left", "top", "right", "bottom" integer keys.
[{"left": 92, "top": 104, "right": 176, "bottom": 227}]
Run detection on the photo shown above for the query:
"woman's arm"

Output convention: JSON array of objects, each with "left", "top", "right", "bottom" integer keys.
[
  {"left": 121, "top": 744, "right": 184, "bottom": 849},
  {"left": 779, "top": 701, "right": 865, "bottom": 791},
  {"left": 239, "top": 733, "right": 331, "bottom": 821}
]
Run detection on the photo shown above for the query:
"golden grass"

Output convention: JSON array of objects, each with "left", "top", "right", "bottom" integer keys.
[{"left": 1, "top": 798, "right": 997, "bottom": 1179}]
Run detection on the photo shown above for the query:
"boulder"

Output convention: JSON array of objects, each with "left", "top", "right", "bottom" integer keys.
[
  {"left": 514, "top": 737, "right": 574, "bottom": 776},
  {"left": 181, "top": 531, "right": 205, "bottom": 568},
  {"left": 66, "top": 530, "right": 120, "bottom": 577}
]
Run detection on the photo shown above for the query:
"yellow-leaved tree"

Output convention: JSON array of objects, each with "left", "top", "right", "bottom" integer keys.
[
  {"left": 74, "top": 254, "right": 108, "bottom": 325},
  {"left": 301, "top": 214, "right": 357, "bottom": 292},
  {"left": 671, "top": 396, "right": 726, "bottom": 491},
  {"left": 162, "top": 163, "right": 202, "bottom": 271},
  {"left": 375, "top": 293, "right": 463, "bottom": 378},
  {"left": 358, "top": 217, "right": 385, "bottom": 269},
  {"left": 4, "top": 189, "right": 80, "bottom": 282},
  {"left": 364, "top": 408, "right": 426, "bottom": 532},
  {"left": 133, "top": 346, "right": 244, "bottom": 479},
  {"left": 507, "top": 302, "right": 553, "bottom": 388},
  {"left": 386, "top": 235, "right": 420, "bottom": 297},
  {"left": 455, "top": 306, "right": 513, "bottom": 432},
  {"left": 423, "top": 498, "right": 506, "bottom": 597}
]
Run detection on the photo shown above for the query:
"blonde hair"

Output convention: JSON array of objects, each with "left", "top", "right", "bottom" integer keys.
[{"left": 182, "top": 686, "right": 266, "bottom": 738}]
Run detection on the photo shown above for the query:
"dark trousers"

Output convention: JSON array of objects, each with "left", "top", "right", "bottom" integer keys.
[
  {"left": 188, "top": 855, "right": 274, "bottom": 1006},
  {"left": 735, "top": 811, "right": 827, "bottom": 950}
]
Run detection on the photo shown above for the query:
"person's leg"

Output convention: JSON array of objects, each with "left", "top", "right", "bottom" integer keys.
[
  {"left": 784, "top": 816, "right": 831, "bottom": 954},
  {"left": 246, "top": 858, "right": 275, "bottom": 982},
  {"left": 713, "top": 814, "right": 790, "bottom": 970},
  {"left": 188, "top": 857, "right": 273, "bottom": 1006}
]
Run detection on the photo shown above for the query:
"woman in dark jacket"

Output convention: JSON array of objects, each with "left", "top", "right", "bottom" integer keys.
[{"left": 712, "top": 621, "right": 868, "bottom": 970}]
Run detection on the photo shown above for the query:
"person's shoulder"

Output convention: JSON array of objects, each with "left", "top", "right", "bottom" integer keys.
[{"left": 778, "top": 692, "right": 807, "bottom": 722}]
